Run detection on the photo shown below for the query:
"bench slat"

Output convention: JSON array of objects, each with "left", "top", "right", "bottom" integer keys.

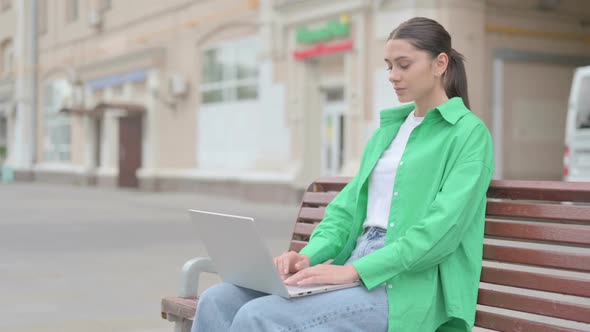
[
  {"left": 475, "top": 310, "right": 585, "bottom": 332},
  {"left": 483, "top": 244, "right": 590, "bottom": 272},
  {"left": 486, "top": 201, "right": 590, "bottom": 223},
  {"left": 290, "top": 240, "right": 307, "bottom": 252},
  {"left": 293, "top": 222, "right": 317, "bottom": 237},
  {"left": 294, "top": 221, "right": 590, "bottom": 248},
  {"left": 478, "top": 288, "right": 590, "bottom": 323},
  {"left": 488, "top": 180, "right": 590, "bottom": 202},
  {"left": 485, "top": 220, "right": 590, "bottom": 245},
  {"left": 312, "top": 177, "right": 352, "bottom": 192},
  {"left": 298, "top": 207, "right": 325, "bottom": 222},
  {"left": 481, "top": 266, "right": 590, "bottom": 297},
  {"left": 302, "top": 192, "right": 338, "bottom": 206}
]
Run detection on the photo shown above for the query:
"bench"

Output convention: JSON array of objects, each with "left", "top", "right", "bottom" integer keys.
[{"left": 161, "top": 177, "right": 590, "bottom": 332}]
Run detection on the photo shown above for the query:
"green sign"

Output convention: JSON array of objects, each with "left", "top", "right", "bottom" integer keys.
[{"left": 296, "top": 15, "right": 350, "bottom": 44}]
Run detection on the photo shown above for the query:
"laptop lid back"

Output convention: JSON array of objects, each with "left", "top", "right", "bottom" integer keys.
[{"left": 188, "top": 209, "right": 289, "bottom": 297}]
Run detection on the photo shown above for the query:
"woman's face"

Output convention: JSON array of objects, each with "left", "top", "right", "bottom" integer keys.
[{"left": 384, "top": 38, "right": 446, "bottom": 104}]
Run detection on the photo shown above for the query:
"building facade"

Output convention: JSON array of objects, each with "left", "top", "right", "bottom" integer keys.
[
  {"left": 1, "top": 0, "right": 40, "bottom": 181},
  {"left": 4, "top": 0, "right": 590, "bottom": 202},
  {"left": 0, "top": 1, "right": 16, "bottom": 172}
]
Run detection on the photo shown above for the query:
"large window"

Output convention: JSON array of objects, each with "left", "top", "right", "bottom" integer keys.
[
  {"left": 0, "top": 115, "right": 6, "bottom": 162},
  {"left": 66, "top": 0, "right": 79, "bottom": 23},
  {"left": 576, "top": 76, "right": 590, "bottom": 130},
  {"left": 200, "top": 38, "right": 259, "bottom": 104},
  {"left": 44, "top": 80, "right": 72, "bottom": 162},
  {"left": 0, "top": 0, "right": 11, "bottom": 11},
  {"left": 100, "top": 0, "right": 111, "bottom": 12},
  {"left": 0, "top": 39, "right": 13, "bottom": 77}
]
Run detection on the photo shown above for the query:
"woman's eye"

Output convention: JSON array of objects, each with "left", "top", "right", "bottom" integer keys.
[
  {"left": 386, "top": 67, "right": 392, "bottom": 72},
  {"left": 400, "top": 64, "right": 410, "bottom": 70}
]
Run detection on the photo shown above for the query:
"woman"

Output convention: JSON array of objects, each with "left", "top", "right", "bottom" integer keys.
[{"left": 192, "top": 17, "right": 494, "bottom": 332}]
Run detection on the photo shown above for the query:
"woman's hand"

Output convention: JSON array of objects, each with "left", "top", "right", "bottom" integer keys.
[
  {"left": 283, "top": 264, "right": 360, "bottom": 286},
  {"left": 274, "top": 251, "right": 310, "bottom": 279}
]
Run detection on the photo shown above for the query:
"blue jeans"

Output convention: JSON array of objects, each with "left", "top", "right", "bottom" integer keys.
[{"left": 191, "top": 227, "right": 388, "bottom": 332}]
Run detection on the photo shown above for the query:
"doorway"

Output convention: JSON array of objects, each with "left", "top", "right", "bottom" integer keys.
[
  {"left": 118, "top": 115, "right": 142, "bottom": 188},
  {"left": 321, "top": 87, "right": 346, "bottom": 176},
  {"left": 0, "top": 113, "right": 7, "bottom": 164},
  {"left": 94, "top": 117, "right": 102, "bottom": 171}
]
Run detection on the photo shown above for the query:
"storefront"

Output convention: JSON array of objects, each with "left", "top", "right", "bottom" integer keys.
[{"left": 275, "top": 0, "right": 374, "bottom": 189}]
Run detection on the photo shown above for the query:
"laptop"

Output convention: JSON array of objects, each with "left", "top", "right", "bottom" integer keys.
[{"left": 188, "top": 209, "right": 360, "bottom": 298}]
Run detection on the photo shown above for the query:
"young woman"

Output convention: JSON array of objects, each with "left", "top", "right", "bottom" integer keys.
[{"left": 192, "top": 17, "right": 494, "bottom": 332}]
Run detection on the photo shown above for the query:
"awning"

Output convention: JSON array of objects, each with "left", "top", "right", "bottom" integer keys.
[
  {"left": 59, "top": 107, "right": 93, "bottom": 116},
  {"left": 94, "top": 102, "right": 146, "bottom": 116},
  {"left": 59, "top": 102, "right": 146, "bottom": 117}
]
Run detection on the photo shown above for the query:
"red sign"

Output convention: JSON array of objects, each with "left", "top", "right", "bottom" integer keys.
[{"left": 293, "top": 40, "right": 354, "bottom": 60}]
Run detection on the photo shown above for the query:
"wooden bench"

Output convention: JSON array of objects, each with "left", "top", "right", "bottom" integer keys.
[{"left": 161, "top": 177, "right": 590, "bottom": 332}]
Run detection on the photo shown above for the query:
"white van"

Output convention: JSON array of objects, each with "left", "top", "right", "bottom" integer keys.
[{"left": 564, "top": 65, "right": 590, "bottom": 181}]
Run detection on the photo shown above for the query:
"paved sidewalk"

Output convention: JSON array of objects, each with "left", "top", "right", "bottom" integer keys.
[
  {"left": 6, "top": 182, "right": 588, "bottom": 332},
  {"left": 0, "top": 182, "right": 299, "bottom": 332}
]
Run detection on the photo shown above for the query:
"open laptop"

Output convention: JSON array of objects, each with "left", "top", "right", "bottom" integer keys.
[{"left": 189, "top": 209, "right": 360, "bottom": 298}]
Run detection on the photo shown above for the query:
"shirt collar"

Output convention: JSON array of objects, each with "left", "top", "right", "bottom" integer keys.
[
  {"left": 379, "top": 104, "right": 414, "bottom": 127},
  {"left": 379, "top": 97, "right": 470, "bottom": 127},
  {"left": 435, "top": 97, "right": 470, "bottom": 125}
]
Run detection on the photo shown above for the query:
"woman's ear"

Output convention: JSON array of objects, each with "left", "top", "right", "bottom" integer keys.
[{"left": 433, "top": 52, "right": 449, "bottom": 77}]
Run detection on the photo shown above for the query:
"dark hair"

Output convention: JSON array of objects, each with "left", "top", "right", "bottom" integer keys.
[{"left": 388, "top": 17, "right": 470, "bottom": 109}]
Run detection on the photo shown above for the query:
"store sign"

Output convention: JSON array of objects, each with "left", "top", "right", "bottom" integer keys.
[
  {"left": 293, "top": 15, "right": 353, "bottom": 60},
  {"left": 296, "top": 15, "right": 350, "bottom": 44},
  {"left": 293, "top": 40, "right": 354, "bottom": 60}
]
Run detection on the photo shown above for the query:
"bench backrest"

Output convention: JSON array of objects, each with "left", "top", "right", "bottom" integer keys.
[{"left": 290, "top": 177, "right": 590, "bottom": 331}]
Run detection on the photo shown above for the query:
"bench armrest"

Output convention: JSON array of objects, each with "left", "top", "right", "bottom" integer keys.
[{"left": 179, "top": 257, "right": 216, "bottom": 298}]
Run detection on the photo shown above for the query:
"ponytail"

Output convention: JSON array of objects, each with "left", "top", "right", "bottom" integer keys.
[{"left": 444, "top": 48, "right": 470, "bottom": 109}]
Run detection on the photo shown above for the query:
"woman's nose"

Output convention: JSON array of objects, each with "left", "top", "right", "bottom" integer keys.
[{"left": 389, "top": 69, "right": 401, "bottom": 83}]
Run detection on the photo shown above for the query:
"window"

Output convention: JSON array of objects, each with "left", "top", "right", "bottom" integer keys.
[
  {"left": 66, "top": 0, "right": 79, "bottom": 23},
  {"left": 44, "top": 80, "right": 72, "bottom": 162},
  {"left": 100, "top": 0, "right": 111, "bottom": 12},
  {"left": 0, "top": 115, "right": 6, "bottom": 162},
  {"left": 0, "top": 115, "right": 6, "bottom": 145},
  {"left": 0, "top": 0, "right": 11, "bottom": 11},
  {"left": 576, "top": 76, "right": 590, "bottom": 130},
  {"left": 200, "top": 38, "right": 259, "bottom": 104},
  {"left": 38, "top": 0, "right": 48, "bottom": 34},
  {"left": 0, "top": 39, "right": 13, "bottom": 77}
]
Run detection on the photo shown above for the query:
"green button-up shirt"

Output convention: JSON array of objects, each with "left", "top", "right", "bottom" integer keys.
[{"left": 300, "top": 97, "right": 495, "bottom": 332}]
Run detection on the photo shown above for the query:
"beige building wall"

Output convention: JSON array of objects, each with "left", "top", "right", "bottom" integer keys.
[
  {"left": 21, "top": 0, "right": 590, "bottom": 201},
  {"left": 0, "top": 2, "right": 16, "bottom": 39}
]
